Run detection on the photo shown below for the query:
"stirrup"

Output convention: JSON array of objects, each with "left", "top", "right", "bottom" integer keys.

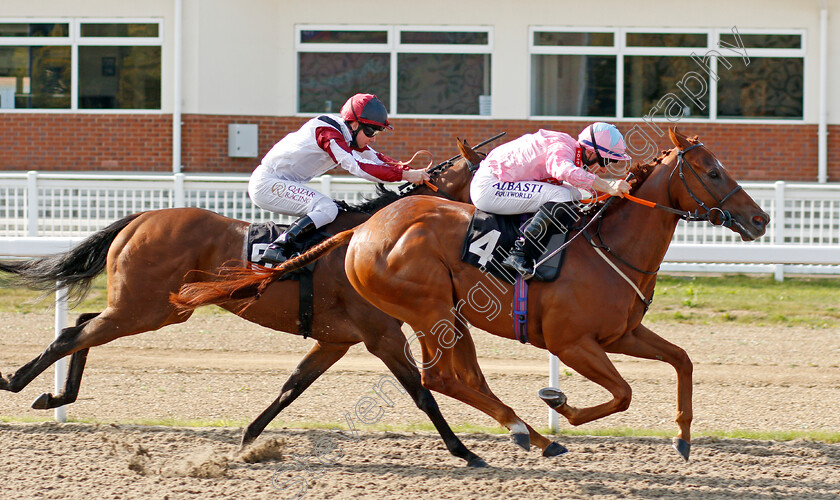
[
  {"left": 260, "top": 245, "right": 286, "bottom": 264},
  {"left": 501, "top": 253, "right": 535, "bottom": 280}
]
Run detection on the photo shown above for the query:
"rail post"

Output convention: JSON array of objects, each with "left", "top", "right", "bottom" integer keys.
[
  {"left": 54, "top": 285, "right": 68, "bottom": 423},
  {"left": 320, "top": 175, "right": 332, "bottom": 198},
  {"left": 174, "top": 172, "right": 186, "bottom": 208},
  {"left": 773, "top": 181, "right": 786, "bottom": 281},
  {"left": 548, "top": 354, "right": 559, "bottom": 432},
  {"left": 27, "top": 171, "right": 38, "bottom": 236}
]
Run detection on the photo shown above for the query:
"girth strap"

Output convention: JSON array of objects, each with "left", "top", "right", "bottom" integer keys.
[
  {"left": 513, "top": 275, "right": 529, "bottom": 344},
  {"left": 298, "top": 270, "right": 314, "bottom": 339}
]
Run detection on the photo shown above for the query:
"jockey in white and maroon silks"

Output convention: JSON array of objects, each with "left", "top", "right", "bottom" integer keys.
[
  {"left": 469, "top": 122, "right": 632, "bottom": 279},
  {"left": 249, "top": 93, "right": 430, "bottom": 264}
]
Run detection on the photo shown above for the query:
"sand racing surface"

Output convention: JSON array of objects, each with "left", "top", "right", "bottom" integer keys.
[{"left": 0, "top": 311, "right": 838, "bottom": 499}]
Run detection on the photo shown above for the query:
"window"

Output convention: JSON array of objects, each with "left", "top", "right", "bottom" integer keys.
[
  {"left": 530, "top": 31, "right": 616, "bottom": 116},
  {"left": 0, "top": 19, "right": 162, "bottom": 111},
  {"left": 717, "top": 33, "right": 804, "bottom": 119},
  {"left": 297, "top": 25, "right": 492, "bottom": 116},
  {"left": 530, "top": 27, "right": 804, "bottom": 120}
]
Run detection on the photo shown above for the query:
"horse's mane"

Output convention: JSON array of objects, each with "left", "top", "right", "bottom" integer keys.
[
  {"left": 341, "top": 184, "right": 404, "bottom": 214},
  {"left": 626, "top": 135, "right": 700, "bottom": 195},
  {"left": 626, "top": 153, "right": 666, "bottom": 194}
]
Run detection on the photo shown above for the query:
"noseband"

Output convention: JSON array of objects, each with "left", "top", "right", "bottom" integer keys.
[{"left": 667, "top": 143, "right": 743, "bottom": 227}]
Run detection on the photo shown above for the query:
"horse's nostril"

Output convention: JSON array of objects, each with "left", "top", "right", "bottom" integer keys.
[{"left": 752, "top": 214, "right": 768, "bottom": 227}]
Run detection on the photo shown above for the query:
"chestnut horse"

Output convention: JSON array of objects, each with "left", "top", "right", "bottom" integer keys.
[
  {"left": 0, "top": 141, "right": 519, "bottom": 467},
  {"left": 174, "top": 128, "right": 770, "bottom": 461}
]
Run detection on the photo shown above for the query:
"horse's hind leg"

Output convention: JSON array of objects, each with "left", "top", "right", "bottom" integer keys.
[
  {"left": 0, "top": 306, "right": 182, "bottom": 395},
  {"left": 405, "top": 315, "right": 550, "bottom": 455},
  {"left": 362, "top": 326, "right": 487, "bottom": 467},
  {"left": 604, "top": 323, "right": 693, "bottom": 460},
  {"left": 241, "top": 341, "right": 353, "bottom": 449},
  {"left": 0, "top": 314, "right": 94, "bottom": 393},
  {"left": 445, "top": 324, "right": 565, "bottom": 457},
  {"left": 30, "top": 313, "right": 98, "bottom": 409}
]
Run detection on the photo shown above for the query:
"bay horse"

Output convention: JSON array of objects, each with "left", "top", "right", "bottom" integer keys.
[
  {"left": 173, "top": 128, "right": 770, "bottom": 461},
  {"left": 0, "top": 140, "right": 532, "bottom": 467}
]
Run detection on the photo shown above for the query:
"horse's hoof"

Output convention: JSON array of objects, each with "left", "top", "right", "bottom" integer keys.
[
  {"left": 31, "top": 393, "right": 52, "bottom": 410},
  {"left": 672, "top": 437, "right": 691, "bottom": 461},
  {"left": 466, "top": 456, "right": 488, "bottom": 468},
  {"left": 240, "top": 432, "right": 257, "bottom": 450},
  {"left": 510, "top": 432, "right": 530, "bottom": 451},
  {"left": 542, "top": 441, "right": 568, "bottom": 457},
  {"left": 539, "top": 387, "right": 567, "bottom": 409}
]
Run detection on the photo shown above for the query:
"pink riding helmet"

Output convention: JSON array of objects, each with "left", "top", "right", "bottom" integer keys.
[{"left": 578, "top": 122, "right": 632, "bottom": 161}]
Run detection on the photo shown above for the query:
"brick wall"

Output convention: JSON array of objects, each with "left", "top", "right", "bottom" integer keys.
[
  {"left": 0, "top": 114, "right": 172, "bottom": 171},
  {"left": 2, "top": 113, "right": 838, "bottom": 182}
]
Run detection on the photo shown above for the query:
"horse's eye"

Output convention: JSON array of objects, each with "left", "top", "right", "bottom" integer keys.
[{"left": 708, "top": 170, "right": 720, "bottom": 179}]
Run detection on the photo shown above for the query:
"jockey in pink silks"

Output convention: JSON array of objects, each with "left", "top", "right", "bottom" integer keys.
[
  {"left": 469, "top": 122, "right": 632, "bottom": 279},
  {"left": 249, "top": 93, "right": 430, "bottom": 264}
]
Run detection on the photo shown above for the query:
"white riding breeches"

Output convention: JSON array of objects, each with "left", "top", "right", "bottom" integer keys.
[
  {"left": 470, "top": 165, "right": 583, "bottom": 215},
  {"left": 248, "top": 165, "right": 338, "bottom": 227}
]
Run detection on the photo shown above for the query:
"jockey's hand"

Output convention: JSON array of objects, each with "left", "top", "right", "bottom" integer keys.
[
  {"left": 402, "top": 168, "right": 431, "bottom": 185},
  {"left": 596, "top": 178, "right": 631, "bottom": 197}
]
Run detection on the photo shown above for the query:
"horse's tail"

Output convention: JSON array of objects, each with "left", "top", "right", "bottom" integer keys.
[
  {"left": 0, "top": 213, "right": 143, "bottom": 304},
  {"left": 170, "top": 228, "right": 357, "bottom": 311}
]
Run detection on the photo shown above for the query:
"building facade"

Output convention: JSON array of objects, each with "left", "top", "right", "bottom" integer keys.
[{"left": 1, "top": 0, "right": 838, "bottom": 182}]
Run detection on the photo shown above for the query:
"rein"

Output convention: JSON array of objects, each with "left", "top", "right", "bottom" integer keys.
[
  {"left": 397, "top": 132, "right": 506, "bottom": 200},
  {"left": 385, "top": 150, "right": 437, "bottom": 192}
]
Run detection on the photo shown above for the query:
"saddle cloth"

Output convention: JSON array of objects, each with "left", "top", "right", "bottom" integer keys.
[
  {"left": 246, "top": 221, "right": 329, "bottom": 268},
  {"left": 460, "top": 210, "right": 568, "bottom": 284}
]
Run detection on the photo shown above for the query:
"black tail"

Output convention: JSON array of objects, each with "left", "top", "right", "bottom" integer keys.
[{"left": 0, "top": 213, "right": 143, "bottom": 303}]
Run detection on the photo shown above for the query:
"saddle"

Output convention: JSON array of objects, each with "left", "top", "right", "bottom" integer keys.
[
  {"left": 460, "top": 210, "right": 569, "bottom": 284},
  {"left": 246, "top": 221, "right": 331, "bottom": 339}
]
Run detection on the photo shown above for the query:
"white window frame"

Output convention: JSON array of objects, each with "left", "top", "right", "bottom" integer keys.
[
  {"left": 296, "top": 24, "right": 493, "bottom": 119},
  {"left": 529, "top": 26, "right": 806, "bottom": 124},
  {"left": 0, "top": 17, "right": 164, "bottom": 114}
]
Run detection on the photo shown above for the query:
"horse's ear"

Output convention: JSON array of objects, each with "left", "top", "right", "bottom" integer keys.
[
  {"left": 456, "top": 137, "right": 482, "bottom": 165},
  {"left": 668, "top": 127, "right": 691, "bottom": 149}
]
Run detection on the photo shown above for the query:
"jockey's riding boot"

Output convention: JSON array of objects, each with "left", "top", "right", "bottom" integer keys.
[
  {"left": 261, "top": 215, "right": 317, "bottom": 264},
  {"left": 501, "top": 202, "right": 575, "bottom": 280}
]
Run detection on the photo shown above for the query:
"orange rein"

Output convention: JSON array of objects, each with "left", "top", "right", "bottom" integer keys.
[
  {"left": 580, "top": 192, "right": 656, "bottom": 208},
  {"left": 385, "top": 150, "right": 437, "bottom": 191}
]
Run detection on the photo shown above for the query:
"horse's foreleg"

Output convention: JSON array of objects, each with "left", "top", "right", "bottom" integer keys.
[
  {"left": 30, "top": 313, "right": 99, "bottom": 409},
  {"left": 604, "top": 323, "right": 693, "bottom": 460},
  {"left": 363, "top": 328, "right": 487, "bottom": 467},
  {"left": 240, "top": 341, "right": 352, "bottom": 449},
  {"left": 548, "top": 338, "right": 633, "bottom": 426}
]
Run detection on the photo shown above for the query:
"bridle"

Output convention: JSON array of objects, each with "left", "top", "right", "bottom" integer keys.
[
  {"left": 577, "top": 142, "right": 746, "bottom": 309},
  {"left": 665, "top": 142, "right": 743, "bottom": 227}
]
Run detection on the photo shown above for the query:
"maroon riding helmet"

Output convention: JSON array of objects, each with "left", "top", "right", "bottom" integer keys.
[{"left": 340, "top": 93, "right": 393, "bottom": 130}]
